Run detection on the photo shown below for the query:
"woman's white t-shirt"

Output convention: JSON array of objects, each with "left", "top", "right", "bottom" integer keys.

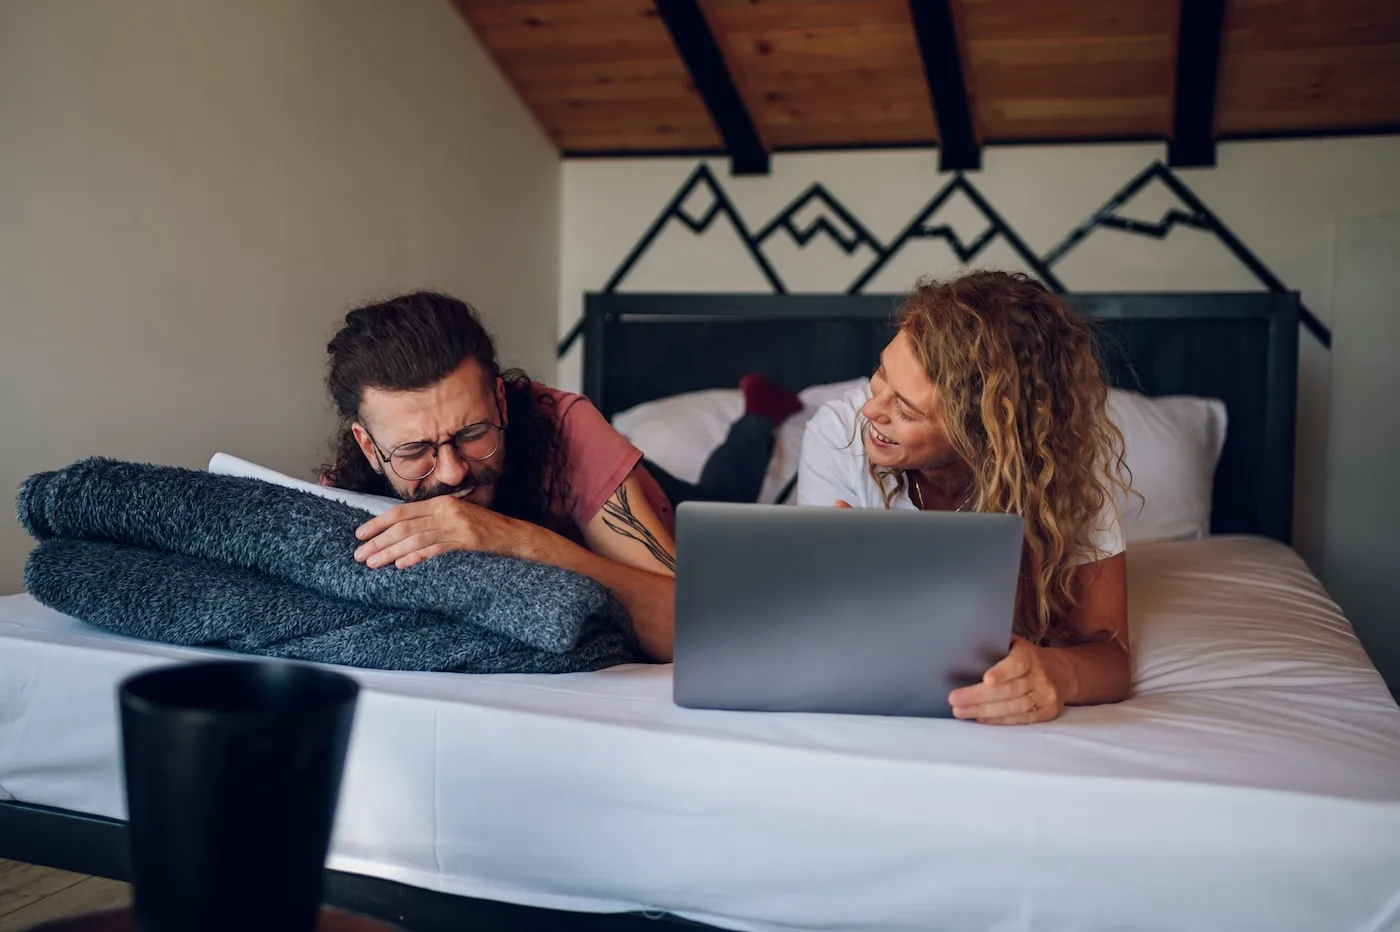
[{"left": 795, "top": 382, "right": 1125, "bottom": 565}]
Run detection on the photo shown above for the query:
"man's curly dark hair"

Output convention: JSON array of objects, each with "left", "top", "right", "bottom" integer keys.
[{"left": 320, "top": 291, "right": 569, "bottom": 531}]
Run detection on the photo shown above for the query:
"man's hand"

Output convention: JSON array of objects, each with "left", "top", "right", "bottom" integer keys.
[{"left": 353, "top": 497, "right": 537, "bottom": 569}]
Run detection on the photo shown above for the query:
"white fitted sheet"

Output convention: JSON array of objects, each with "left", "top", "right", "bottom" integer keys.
[{"left": 2, "top": 536, "right": 1399, "bottom": 931}]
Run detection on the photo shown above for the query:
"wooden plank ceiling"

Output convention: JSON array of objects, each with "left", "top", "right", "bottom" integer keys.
[
  {"left": 702, "top": 0, "right": 939, "bottom": 150},
  {"left": 458, "top": 0, "right": 722, "bottom": 152},
  {"left": 960, "top": 0, "right": 1176, "bottom": 141},
  {"left": 452, "top": 0, "right": 1400, "bottom": 171},
  {"left": 1217, "top": 0, "right": 1400, "bottom": 134}
]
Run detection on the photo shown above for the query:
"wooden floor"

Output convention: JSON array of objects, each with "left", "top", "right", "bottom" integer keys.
[{"left": 0, "top": 861, "right": 129, "bottom": 931}]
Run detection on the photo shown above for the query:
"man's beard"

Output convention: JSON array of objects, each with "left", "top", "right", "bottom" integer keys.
[{"left": 406, "top": 462, "right": 503, "bottom": 506}]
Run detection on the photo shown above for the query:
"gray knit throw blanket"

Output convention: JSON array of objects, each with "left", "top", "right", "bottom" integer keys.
[{"left": 18, "top": 457, "right": 643, "bottom": 673}]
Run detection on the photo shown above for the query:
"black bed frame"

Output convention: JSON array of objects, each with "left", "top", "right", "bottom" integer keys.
[
  {"left": 584, "top": 290, "right": 1300, "bottom": 543},
  {"left": 0, "top": 290, "right": 1301, "bottom": 930}
]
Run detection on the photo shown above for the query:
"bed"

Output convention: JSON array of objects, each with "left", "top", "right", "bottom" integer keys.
[{"left": 3, "top": 290, "right": 1399, "bottom": 932}]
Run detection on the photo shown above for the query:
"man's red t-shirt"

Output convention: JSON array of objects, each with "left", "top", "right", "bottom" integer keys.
[{"left": 537, "top": 385, "right": 674, "bottom": 543}]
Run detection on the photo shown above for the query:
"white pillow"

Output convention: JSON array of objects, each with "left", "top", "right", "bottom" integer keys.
[
  {"left": 611, "top": 381, "right": 1228, "bottom": 532},
  {"left": 611, "top": 388, "right": 743, "bottom": 487},
  {"left": 1107, "top": 388, "right": 1228, "bottom": 542},
  {"left": 798, "top": 377, "right": 870, "bottom": 411},
  {"left": 611, "top": 378, "right": 869, "bottom": 504}
]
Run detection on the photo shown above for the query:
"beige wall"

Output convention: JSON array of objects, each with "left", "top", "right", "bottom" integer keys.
[{"left": 0, "top": 0, "right": 561, "bottom": 593}]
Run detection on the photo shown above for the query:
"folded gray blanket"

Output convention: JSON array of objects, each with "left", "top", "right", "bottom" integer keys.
[
  {"left": 25, "top": 538, "right": 634, "bottom": 673},
  {"left": 18, "top": 457, "right": 644, "bottom": 672}
]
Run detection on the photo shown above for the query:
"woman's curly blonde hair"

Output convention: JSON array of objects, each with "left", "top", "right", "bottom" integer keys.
[{"left": 871, "top": 271, "right": 1130, "bottom": 647}]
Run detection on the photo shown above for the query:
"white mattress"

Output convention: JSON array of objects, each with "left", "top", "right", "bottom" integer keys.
[{"left": 2, "top": 536, "right": 1399, "bottom": 932}]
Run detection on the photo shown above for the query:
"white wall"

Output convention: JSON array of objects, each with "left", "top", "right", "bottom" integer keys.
[
  {"left": 559, "top": 138, "right": 1400, "bottom": 598},
  {"left": 1324, "top": 214, "right": 1400, "bottom": 689},
  {"left": 0, "top": 0, "right": 561, "bottom": 594}
]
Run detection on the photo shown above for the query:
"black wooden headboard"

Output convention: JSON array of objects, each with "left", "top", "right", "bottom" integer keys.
[{"left": 581, "top": 291, "right": 1300, "bottom": 544}]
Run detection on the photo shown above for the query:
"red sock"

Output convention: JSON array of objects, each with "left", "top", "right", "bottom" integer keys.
[{"left": 740, "top": 373, "right": 803, "bottom": 426}]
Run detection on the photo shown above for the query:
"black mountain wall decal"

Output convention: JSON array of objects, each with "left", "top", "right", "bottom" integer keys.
[
  {"left": 603, "top": 164, "right": 783, "bottom": 293},
  {"left": 1041, "top": 162, "right": 1329, "bottom": 346},
  {"left": 604, "top": 164, "right": 1061, "bottom": 296},
  {"left": 754, "top": 184, "right": 882, "bottom": 256},
  {"left": 561, "top": 159, "right": 1331, "bottom": 358}
]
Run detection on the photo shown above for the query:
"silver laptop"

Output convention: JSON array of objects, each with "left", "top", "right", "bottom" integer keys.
[{"left": 672, "top": 502, "right": 1024, "bottom": 718}]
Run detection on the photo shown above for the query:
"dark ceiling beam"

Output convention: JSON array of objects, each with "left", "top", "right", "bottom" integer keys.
[
  {"left": 907, "top": 0, "right": 980, "bottom": 172},
  {"left": 1169, "top": 0, "right": 1228, "bottom": 167},
  {"left": 654, "top": 0, "right": 768, "bottom": 176}
]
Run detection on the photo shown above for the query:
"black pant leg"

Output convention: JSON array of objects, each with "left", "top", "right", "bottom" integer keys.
[
  {"left": 639, "top": 415, "right": 776, "bottom": 506},
  {"left": 691, "top": 414, "right": 775, "bottom": 504}
]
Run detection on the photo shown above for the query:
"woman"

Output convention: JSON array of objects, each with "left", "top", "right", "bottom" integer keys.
[{"left": 796, "top": 270, "right": 1132, "bottom": 724}]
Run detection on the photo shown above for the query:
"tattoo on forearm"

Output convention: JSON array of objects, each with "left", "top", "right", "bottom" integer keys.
[{"left": 601, "top": 484, "right": 675, "bottom": 572}]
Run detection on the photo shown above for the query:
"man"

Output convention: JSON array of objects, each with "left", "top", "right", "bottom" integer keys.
[{"left": 321, "top": 291, "right": 679, "bottom": 661}]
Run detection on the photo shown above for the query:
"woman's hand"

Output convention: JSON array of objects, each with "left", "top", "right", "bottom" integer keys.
[
  {"left": 948, "top": 636, "right": 1070, "bottom": 725},
  {"left": 353, "top": 497, "right": 537, "bottom": 570}
]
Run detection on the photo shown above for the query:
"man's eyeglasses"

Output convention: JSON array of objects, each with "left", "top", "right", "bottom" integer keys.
[{"left": 366, "top": 420, "right": 504, "bottom": 482}]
